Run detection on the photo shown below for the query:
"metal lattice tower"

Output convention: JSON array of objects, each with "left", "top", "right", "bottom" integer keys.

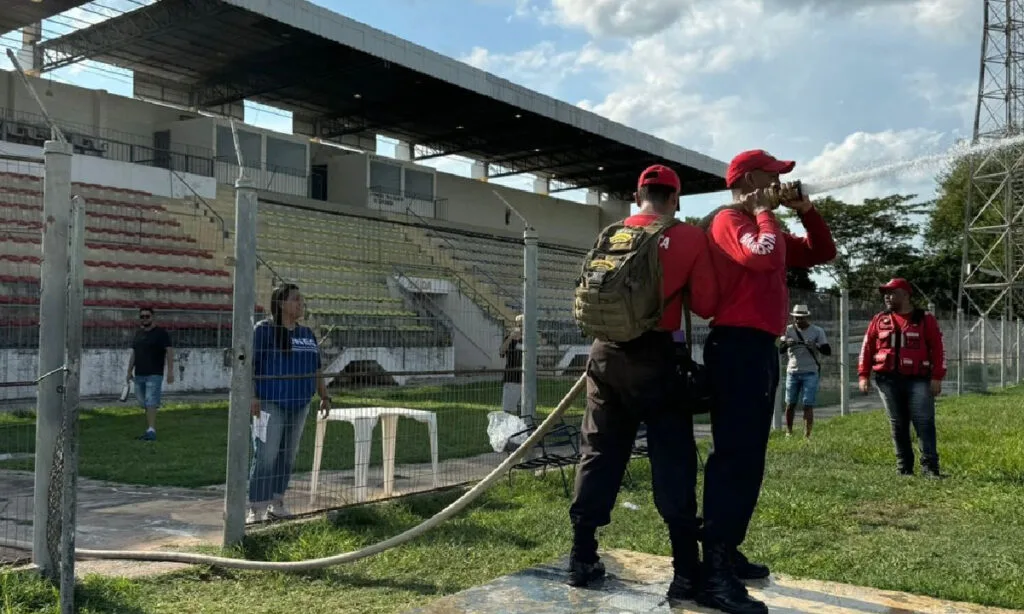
[{"left": 959, "top": 0, "right": 1024, "bottom": 326}]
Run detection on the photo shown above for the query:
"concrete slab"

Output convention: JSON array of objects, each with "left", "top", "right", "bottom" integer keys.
[{"left": 405, "top": 549, "right": 1024, "bottom": 614}]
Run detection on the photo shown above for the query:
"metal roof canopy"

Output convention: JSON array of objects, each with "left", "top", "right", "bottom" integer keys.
[
  {"left": 0, "top": 1, "right": 97, "bottom": 38},
  {"left": 36, "top": 0, "right": 728, "bottom": 199}
]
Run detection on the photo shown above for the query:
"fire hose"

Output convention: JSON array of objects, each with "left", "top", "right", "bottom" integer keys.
[{"left": 74, "top": 373, "right": 588, "bottom": 571}]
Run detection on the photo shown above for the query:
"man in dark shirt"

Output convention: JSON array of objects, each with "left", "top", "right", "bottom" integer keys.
[
  {"left": 499, "top": 314, "right": 524, "bottom": 415},
  {"left": 126, "top": 307, "right": 174, "bottom": 441}
]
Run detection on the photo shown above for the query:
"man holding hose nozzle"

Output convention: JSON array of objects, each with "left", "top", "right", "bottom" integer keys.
[{"left": 699, "top": 150, "right": 837, "bottom": 614}]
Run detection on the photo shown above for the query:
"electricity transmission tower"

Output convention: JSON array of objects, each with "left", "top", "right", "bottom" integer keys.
[{"left": 958, "top": 0, "right": 1024, "bottom": 388}]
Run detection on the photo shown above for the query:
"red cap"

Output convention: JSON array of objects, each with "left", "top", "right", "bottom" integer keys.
[
  {"left": 638, "top": 164, "right": 681, "bottom": 192},
  {"left": 879, "top": 278, "right": 912, "bottom": 294},
  {"left": 726, "top": 150, "right": 796, "bottom": 188}
]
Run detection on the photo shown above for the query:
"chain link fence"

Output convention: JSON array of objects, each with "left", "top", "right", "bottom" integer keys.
[
  {"left": 0, "top": 155, "right": 47, "bottom": 565},
  {"left": 4, "top": 132, "right": 1024, "bottom": 613}
]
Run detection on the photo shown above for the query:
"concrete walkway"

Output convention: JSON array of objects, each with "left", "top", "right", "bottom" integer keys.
[{"left": 407, "top": 549, "right": 1024, "bottom": 614}]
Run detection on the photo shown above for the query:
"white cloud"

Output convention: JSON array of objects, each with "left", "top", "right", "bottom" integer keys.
[
  {"left": 525, "top": 0, "right": 976, "bottom": 39},
  {"left": 462, "top": 42, "right": 583, "bottom": 96},
  {"left": 855, "top": 0, "right": 978, "bottom": 39}
]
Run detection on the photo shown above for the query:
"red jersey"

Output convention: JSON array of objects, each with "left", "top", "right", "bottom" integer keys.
[
  {"left": 706, "top": 206, "right": 836, "bottom": 336},
  {"left": 858, "top": 310, "right": 947, "bottom": 380},
  {"left": 623, "top": 213, "right": 718, "bottom": 331}
]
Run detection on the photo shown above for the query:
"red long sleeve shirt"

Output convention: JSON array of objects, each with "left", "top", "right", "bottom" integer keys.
[
  {"left": 706, "top": 206, "right": 837, "bottom": 336},
  {"left": 623, "top": 213, "right": 719, "bottom": 330},
  {"left": 858, "top": 311, "right": 947, "bottom": 381}
]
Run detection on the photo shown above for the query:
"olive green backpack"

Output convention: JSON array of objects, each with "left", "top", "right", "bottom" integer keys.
[{"left": 573, "top": 216, "right": 681, "bottom": 342}]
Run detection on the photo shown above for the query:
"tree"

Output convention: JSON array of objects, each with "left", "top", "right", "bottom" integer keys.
[{"left": 798, "top": 194, "right": 929, "bottom": 296}]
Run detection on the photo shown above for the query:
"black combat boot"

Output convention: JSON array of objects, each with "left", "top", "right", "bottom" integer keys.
[
  {"left": 921, "top": 463, "right": 943, "bottom": 479},
  {"left": 732, "top": 548, "right": 770, "bottom": 580},
  {"left": 666, "top": 525, "right": 701, "bottom": 602},
  {"left": 696, "top": 543, "right": 768, "bottom": 614},
  {"left": 566, "top": 524, "right": 605, "bottom": 587}
]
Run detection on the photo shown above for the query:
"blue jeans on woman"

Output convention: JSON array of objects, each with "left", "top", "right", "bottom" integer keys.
[
  {"left": 874, "top": 374, "right": 939, "bottom": 475},
  {"left": 249, "top": 401, "right": 311, "bottom": 505}
]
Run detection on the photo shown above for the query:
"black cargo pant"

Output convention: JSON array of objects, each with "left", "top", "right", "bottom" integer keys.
[
  {"left": 568, "top": 331, "right": 699, "bottom": 558},
  {"left": 701, "top": 325, "right": 780, "bottom": 548}
]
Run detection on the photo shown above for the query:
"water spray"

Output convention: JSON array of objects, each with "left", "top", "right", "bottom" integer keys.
[{"left": 798, "top": 133, "right": 1024, "bottom": 198}]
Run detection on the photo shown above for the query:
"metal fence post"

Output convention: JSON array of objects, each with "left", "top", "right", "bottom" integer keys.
[
  {"left": 1000, "top": 314, "right": 1007, "bottom": 389},
  {"left": 33, "top": 140, "right": 73, "bottom": 578},
  {"left": 980, "top": 317, "right": 988, "bottom": 392},
  {"left": 521, "top": 227, "right": 538, "bottom": 422},
  {"left": 839, "top": 288, "right": 850, "bottom": 416},
  {"left": 59, "top": 195, "right": 86, "bottom": 614},
  {"left": 956, "top": 308, "right": 964, "bottom": 396},
  {"left": 772, "top": 369, "right": 784, "bottom": 431},
  {"left": 1011, "top": 319, "right": 1019, "bottom": 386},
  {"left": 223, "top": 178, "right": 258, "bottom": 547}
]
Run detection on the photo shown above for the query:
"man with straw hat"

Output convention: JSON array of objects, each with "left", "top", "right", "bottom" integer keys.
[{"left": 779, "top": 303, "right": 831, "bottom": 438}]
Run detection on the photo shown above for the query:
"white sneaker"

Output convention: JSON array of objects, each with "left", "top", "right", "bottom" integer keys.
[
  {"left": 246, "top": 504, "right": 268, "bottom": 524},
  {"left": 268, "top": 499, "right": 293, "bottom": 519}
]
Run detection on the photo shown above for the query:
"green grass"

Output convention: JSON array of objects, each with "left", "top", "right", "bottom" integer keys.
[
  {"left": 2, "top": 378, "right": 677, "bottom": 487},
  {"left": 2, "top": 386, "right": 1024, "bottom": 613}
]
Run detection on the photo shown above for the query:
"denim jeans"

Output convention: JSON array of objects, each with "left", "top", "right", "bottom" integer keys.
[
  {"left": 133, "top": 374, "right": 164, "bottom": 409},
  {"left": 874, "top": 374, "right": 939, "bottom": 473},
  {"left": 785, "top": 371, "right": 820, "bottom": 407},
  {"left": 249, "top": 401, "right": 311, "bottom": 504}
]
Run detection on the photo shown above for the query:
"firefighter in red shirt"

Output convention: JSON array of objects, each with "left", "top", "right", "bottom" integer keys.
[
  {"left": 568, "top": 165, "right": 718, "bottom": 604},
  {"left": 858, "top": 278, "right": 946, "bottom": 478},
  {"left": 699, "top": 150, "right": 836, "bottom": 614}
]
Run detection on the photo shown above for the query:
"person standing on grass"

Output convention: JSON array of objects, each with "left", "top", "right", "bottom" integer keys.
[
  {"left": 248, "top": 283, "right": 331, "bottom": 523},
  {"left": 569, "top": 164, "right": 718, "bottom": 606},
  {"left": 700, "top": 150, "right": 836, "bottom": 614},
  {"left": 126, "top": 306, "right": 174, "bottom": 442},
  {"left": 499, "top": 314, "right": 524, "bottom": 415},
  {"left": 779, "top": 304, "right": 830, "bottom": 438},
  {"left": 858, "top": 277, "right": 946, "bottom": 478}
]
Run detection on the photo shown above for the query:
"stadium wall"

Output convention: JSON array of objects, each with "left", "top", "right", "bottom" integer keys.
[
  {"left": 0, "top": 348, "right": 229, "bottom": 402},
  {"left": 1, "top": 72, "right": 189, "bottom": 146}
]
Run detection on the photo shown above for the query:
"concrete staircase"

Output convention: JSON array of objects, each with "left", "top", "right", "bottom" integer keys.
[{"left": 401, "top": 225, "right": 561, "bottom": 369}]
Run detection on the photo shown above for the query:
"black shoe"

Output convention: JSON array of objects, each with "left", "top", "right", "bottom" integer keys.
[
  {"left": 732, "top": 548, "right": 770, "bottom": 580},
  {"left": 666, "top": 529, "right": 701, "bottom": 602},
  {"left": 566, "top": 556, "right": 605, "bottom": 587},
  {"left": 922, "top": 465, "right": 943, "bottom": 479},
  {"left": 696, "top": 543, "right": 768, "bottom": 614},
  {"left": 667, "top": 569, "right": 701, "bottom": 602}
]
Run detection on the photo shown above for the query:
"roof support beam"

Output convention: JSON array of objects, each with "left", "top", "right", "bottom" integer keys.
[{"left": 38, "top": 0, "right": 225, "bottom": 73}]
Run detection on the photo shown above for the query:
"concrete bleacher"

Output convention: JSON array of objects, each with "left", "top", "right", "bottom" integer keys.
[
  {"left": 255, "top": 202, "right": 452, "bottom": 350},
  {"left": 0, "top": 170, "right": 241, "bottom": 350}
]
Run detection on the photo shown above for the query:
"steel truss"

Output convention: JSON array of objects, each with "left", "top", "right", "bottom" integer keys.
[
  {"left": 959, "top": 0, "right": 1024, "bottom": 325},
  {"left": 37, "top": 0, "right": 226, "bottom": 73}
]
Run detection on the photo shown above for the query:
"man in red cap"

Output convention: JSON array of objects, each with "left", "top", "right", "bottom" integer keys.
[
  {"left": 568, "top": 164, "right": 718, "bottom": 605},
  {"left": 698, "top": 150, "right": 836, "bottom": 614},
  {"left": 858, "top": 278, "right": 946, "bottom": 478}
]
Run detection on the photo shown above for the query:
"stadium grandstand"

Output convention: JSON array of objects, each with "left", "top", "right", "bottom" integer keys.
[{"left": 0, "top": 0, "right": 727, "bottom": 401}]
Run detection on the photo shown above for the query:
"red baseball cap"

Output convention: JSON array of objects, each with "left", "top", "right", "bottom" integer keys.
[
  {"left": 879, "top": 278, "right": 912, "bottom": 294},
  {"left": 638, "top": 164, "right": 681, "bottom": 192},
  {"left": 726, "top": 149, "right": 796, "bottom": 188}
]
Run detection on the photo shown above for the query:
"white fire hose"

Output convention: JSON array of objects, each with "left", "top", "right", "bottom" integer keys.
[{"left": 74, "top": 373, "right": 588, "bottom": 571}]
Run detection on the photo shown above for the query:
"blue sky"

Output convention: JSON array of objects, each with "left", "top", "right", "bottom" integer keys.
[{"left": 1, "top": 0, "right": 981, "bottom": 226}]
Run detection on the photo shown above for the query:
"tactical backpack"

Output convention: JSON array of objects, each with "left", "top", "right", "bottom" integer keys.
[{"left": 573, "top": 216, "right": 681, "bottom": 343}]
